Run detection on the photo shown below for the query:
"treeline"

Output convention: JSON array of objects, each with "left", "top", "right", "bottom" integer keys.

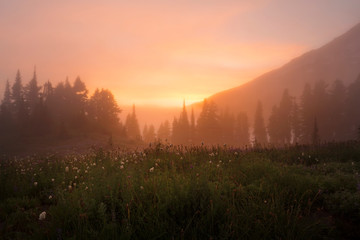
[
  {"left": 0, "top": 70, "right": 145, "bottom": 147},
  {"left": 2, "top": 69, "right": 360, "bottom": 148},
  {"left": 144, "top": 75, "right": 360, "bottom": 146}
]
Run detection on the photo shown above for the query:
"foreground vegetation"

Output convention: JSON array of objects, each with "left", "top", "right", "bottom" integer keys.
[{"left": 1, "top": 142, "right": 360, "bottom": 239}]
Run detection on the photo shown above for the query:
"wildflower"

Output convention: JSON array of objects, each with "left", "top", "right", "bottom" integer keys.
[
  {"left": 352, "top": 162, "right": 354, "bottom": 166},
  {"left": 75, "top": 176, "right": 78, "bottom": 179},
  {"left": 49, "top": 195, "right": 53, "bottom": 200},
  {"left": 65, "top": 166, "right": 69, "bottom": 172},
  {"left": 140, "top": 186, "right": 144, "bottom": 190},
  {"left": 120, "top": 165, "right": 124, "bottom": 169},
  {"left": 34, "top": 182, "right": 38, "bottom": 187},
  {"left": 217, "top": 164, "right": 220, "bottom": 168},
  {"left": 229, "top": 160, "right": 232, "bottom": 163},
  {"left": 51, "top": 178, "right": 55, "bottom": 182},
  {"left": 149, "top": 167, "right": 154, "bottom": 172},
  {"left": 68, "top": 185, "right": 72, "bottom": 190},
  {"left": 39, "top": 211, "right": 46, "bottom": 220},
  {"left": 85, "top": 186, "right": 88, "bottom": 190},
  {"left": 234, "top": 152, "right": 238, "bottom": 155}
]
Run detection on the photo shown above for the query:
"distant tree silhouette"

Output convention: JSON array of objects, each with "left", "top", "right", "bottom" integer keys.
[
  {"left": 235, "top": 112, "right": 250, "bottom": 146},
  {"left": 177, "top": 101, "right": 190, "bottom": 144},
  {"left": 25, "top": 68, "right": 41, "bottom": 117},
  {"left": 312, "top": 80, "right": 330, "bottom": 140},
  {"left": 277, "top": 89, "right": 292, "bottom": 144},
  {"left": 300, "top": 83, "right": 313, "bottom": 144},
  {"left": 219, "top": 108, "right": 235, "bottom": 144},
  {"left": 88, "top": 88, "right": 121, "bottom": 133},
  {"left": 268, "top": 105, "right": 280, "bottom": 145},
  {"left": 312, "top": 117, "right": 320, "bottom": 145},
  {"left": 253, "top": 101, "right": 267, "bottom": 145},
  {"left": 125, "top": 104, "right": 141, "bottom": 141},
  {"left": 197, "top": 99, "right": 221, "bottom": 145},
  {"left": 171, "top": 117, "right": 180, "bottom": 144},
  {"left": 11, "top": 70, "right": 28, "bottom": 134},
  {"left": 0, "top": 80, "right": 15, "bottom": 140},
  {"left": 328, "top": 79, "right": 347, "bottom": 141},
  {"left": 291, "top": 99, "right": 301, "bottom": 143},
  {"left": 190, "top": 108, "right": 196, "bottom": 143},
  {"left": 346, "top": 74, "right": 360, "bottom": 139},
  {"left": 71, "top": 77, "right": 88, "bottom": 129},
  {"left": 143, "top": 124, "right": 156, "bottom": 143},
  {"left": 157, "top": 120, "right": 171, "bottom": 142}
]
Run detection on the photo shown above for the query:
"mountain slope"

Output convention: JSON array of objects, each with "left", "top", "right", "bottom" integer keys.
[{"left": 205, "top": 23, "right": 360, "bottom": 122}]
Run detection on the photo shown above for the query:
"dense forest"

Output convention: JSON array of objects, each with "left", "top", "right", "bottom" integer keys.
[{"left": 1, "top": 70, "right": 360, "bottom": 150}]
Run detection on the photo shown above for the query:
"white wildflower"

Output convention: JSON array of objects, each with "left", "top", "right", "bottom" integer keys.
[
  {"left": 49, "top": 195, "right": 52, "bottom": 200},
  {"left": 149, "top": 167, "right": 154, "bottom": 172},
  {"left": 65, "top": 166, "right": 69, "bottom": 172},
  {"left": 34, "top": 182, "right": 38, "bottom": 187},
  {"left": 39, "top": 211, "right": 46, "bottom": 220}
]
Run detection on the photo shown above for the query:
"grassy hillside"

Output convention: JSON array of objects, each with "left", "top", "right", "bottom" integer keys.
[{"left": 1, "top": 142, "right": 360, "bottom": 239}]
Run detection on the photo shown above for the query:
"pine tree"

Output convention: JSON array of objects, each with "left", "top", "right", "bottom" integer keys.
[
  {"left": 277, "top": 89, "right": 292, "bottom": 144},
  {"left": 220, "top": 108, "right": 235, "bottom": 145},
  {"left": 312, "top": 117, "right": 320, "bottom": 145},
  {"left": 328, "top": 79, "right": 346, "bottom": 141},
  {"left": 25, "top": 67, "right": 41, "bottom": 116},
  {"left": 346, "top": 74, "right": 360, "bottom": 139},
  {"left": 157, "top": 120, "right": 171, "bottom": 141},
  {"left": 300, "top": 83, "right": 313, "bottom": 144},
  {"left": 235, "top": 112, "right": 249, "bottom": 147},
  {"left": 197, "top": 99, "right": 220, "bottom": 145},
  {"left": 291, "top": 99, "right": 301, "bottom": 143},
  {"left": 268, "top": 105, "right": 280, "bottom": 145},
  {"left": 125, "top": 104, "right": 141, "bottom": 141},
  {"left": 253, "top": 101, "right": 267, "bottom": 145}
]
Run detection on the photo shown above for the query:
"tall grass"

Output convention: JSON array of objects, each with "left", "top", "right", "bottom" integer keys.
[{"left": 1, "top": 142, "right": 360, "bottom": 239}]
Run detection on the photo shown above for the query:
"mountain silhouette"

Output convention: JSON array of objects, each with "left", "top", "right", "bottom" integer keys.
[{"left": 203, "top": 22, "right": 360, "bottom": 122}]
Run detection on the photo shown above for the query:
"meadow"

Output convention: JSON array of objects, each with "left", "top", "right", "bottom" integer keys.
[{"left": 1, "top": 142, "right": 360, "bottom": 239}]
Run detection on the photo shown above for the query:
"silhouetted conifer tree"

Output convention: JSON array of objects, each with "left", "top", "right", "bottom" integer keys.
[
  {"left": 235, "top": 112, "right": 249, "bottom": 146},
  {"left": 300, "top": 83, "right": 313, "bottom": 144},
  {"left": 346, "top": 74, "right": 360, "bottom": 139},
  {"left": 253, "top": 101, "right": 267, "bottom": 145},
  {"left": 125, "top": 104, "right": 141, "bottom": 140},
  {"left": 157, "top": 120, "right": 171, "bottom": 141},
  {"left": 197, "top": 99, "right": 220, "bottom": 145},
  {"left": 328, "top": 79, "right": 346, "bottom": 141},
  {"left": 268, "top": 105, "right": 280, "bottom": 145}
]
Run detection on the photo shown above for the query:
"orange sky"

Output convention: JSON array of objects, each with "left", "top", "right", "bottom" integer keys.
[{"left": 1, "top": 0, "right": 360, "bottom": 107}]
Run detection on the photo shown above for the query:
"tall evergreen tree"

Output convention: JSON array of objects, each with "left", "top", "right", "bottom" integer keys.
[
  {"left": 157, "top": 120, "right": 171, "bottom": 141},
  {"left": 300, "top": 83, "right": 314, "bottom": 144},
  {"left": 197, "top": 99, "right": 220, "bottom": 145},
  {"left": 328, "top": 79, "right": 347, "bottom": 141},
  {"left": 268, "top": 105, "right": 280, "bottom": 145},
  {"left": 125, "top": 104, "right": 141, "bottom": 141},
  {"left": 220, "top": 108, "right": 235, "bottom": 145},
  {"left": 291, "top": 99, "right": 301, "bottom": 143},
  {"left": 25, "top": 68, "right": 41, "bottom": 116},
  {"left": 235, "top": 112, "right": 249, "bottom": 146},
  {"left": 277, "top": 89, "right": 292, "bottom": 144},
  {"left": 88, "top": 88, "right": 121, "bottom": 133},
  {"left": 253, "top": 101, "right": 267, "bottom": 145},
  {"left": 312, "top": 80, "right": 330, "bottom": 140},
  {"left": 346, "top": 74, "right": 360, "bottom": 139}
]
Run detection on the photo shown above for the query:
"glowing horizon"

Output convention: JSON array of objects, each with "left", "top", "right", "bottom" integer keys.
[{"left": 0, "top": 0, "right": 360, "bottom": 108}]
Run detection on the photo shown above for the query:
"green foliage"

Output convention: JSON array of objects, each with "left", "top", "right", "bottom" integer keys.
[{"left": 1, "top": 142, "right": 360, "bottom": 239}]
